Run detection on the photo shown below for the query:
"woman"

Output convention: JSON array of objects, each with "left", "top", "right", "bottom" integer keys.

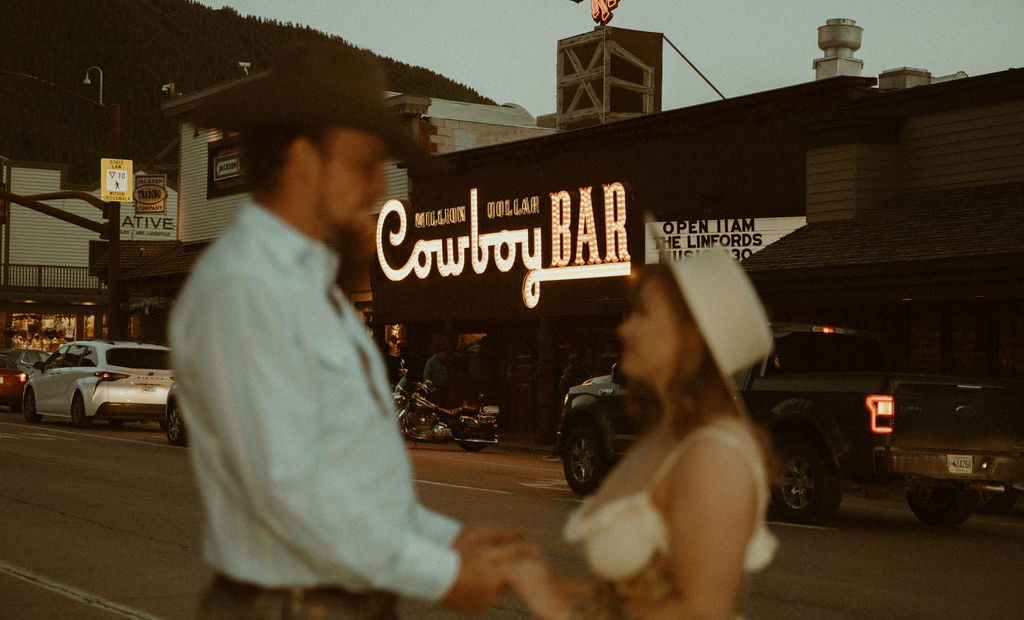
[{"left": 511, "top": 249, "right": 778, "bottom": 619}]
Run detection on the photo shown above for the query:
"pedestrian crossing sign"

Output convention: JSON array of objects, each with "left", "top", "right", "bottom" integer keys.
[{"left": 101, "top": 158, "right": 133, "bottom": 202}]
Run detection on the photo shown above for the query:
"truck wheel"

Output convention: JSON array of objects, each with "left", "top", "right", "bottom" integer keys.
[
  {"left": 771, "top": 440, "right": 843, "bottom": 524},
  {"left": 906, "top": 487, "right": 978, "bottom": 526},
  {"left": 975, "top": 488, "right": 1018, "bottom": 515},
  {"left": 562, "top": 424, "right": 608, "bottom": 495}
]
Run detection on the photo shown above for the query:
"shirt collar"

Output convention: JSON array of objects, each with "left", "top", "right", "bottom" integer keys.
[{"left": 237, "top": 198, "right": 341, "bottom": 289}]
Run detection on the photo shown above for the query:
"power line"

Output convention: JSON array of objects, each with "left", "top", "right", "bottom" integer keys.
[{"left": 663, "top": 34, "right": 726, "bottom": 100}]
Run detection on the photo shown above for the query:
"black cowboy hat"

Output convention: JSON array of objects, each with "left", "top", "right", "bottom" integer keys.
[{"left": 192, "top": 42, "right": 436, "bottom": 172}]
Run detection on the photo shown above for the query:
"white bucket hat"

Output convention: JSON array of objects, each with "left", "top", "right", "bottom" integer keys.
[{"left": 667, "top": 249, "right": 773, "bottom": 375}]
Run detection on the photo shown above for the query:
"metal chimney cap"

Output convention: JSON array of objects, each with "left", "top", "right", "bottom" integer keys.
[{"left": 818, "top": 18, "right": 863, "bottom": 54}]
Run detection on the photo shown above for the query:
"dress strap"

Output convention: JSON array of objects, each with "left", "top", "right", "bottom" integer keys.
[
  {"left": 645, "top": 423, "right": 779, "bottom": 573},
  {"left": 648, "top": 425, "right": 768, "bottom": 509}
]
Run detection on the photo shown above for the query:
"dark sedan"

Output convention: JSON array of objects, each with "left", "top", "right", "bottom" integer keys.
[{"left": 0, "top": 355, "right": 29, "bottom": 411}]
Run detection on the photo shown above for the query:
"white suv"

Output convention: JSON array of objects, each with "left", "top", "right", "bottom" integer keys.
[{"left": 23, "top": 340, "right": 173, "bottom": 427}]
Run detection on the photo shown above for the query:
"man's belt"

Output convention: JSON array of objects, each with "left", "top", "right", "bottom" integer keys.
[{"left": 204, "top": 574, "right": 398, "bottom": 619}]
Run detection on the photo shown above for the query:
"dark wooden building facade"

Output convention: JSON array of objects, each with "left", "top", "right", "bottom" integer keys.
[{"left": 374, "top": 69, "right": 1024, "bottom": 441}]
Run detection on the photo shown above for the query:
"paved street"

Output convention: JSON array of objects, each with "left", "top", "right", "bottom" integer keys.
[{"left": 1, "top": 413, "right": 1023, "bottom": 619}]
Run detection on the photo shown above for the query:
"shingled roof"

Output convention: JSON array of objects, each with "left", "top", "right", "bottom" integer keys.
[
  {"left": 742, "top": 182, "right": 1024, "bottom": 303},
  {"left": 744, "top": 181, "right": 1024, "bottom": 271}
]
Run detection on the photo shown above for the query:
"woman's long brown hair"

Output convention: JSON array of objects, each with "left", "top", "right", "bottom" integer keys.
[
  {"left": 624, "top": 263, "right": 779, "bottom": 480},
  {"left": 625, "top": 263, "right": 737, "bottom": 436}
]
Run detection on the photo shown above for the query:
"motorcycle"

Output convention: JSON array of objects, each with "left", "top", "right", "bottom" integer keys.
[{"left": 392, "top": 368, "right": 499, "bottom": 452}]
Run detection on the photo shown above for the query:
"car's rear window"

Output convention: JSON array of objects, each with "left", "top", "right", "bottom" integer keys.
[{"left": 105, "top": 348, "right": 170, "bottom": 370}]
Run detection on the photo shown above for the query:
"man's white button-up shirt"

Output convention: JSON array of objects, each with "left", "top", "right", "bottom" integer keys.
[{"left": 169, "top": 200, "right": 461, "bottom": 601}]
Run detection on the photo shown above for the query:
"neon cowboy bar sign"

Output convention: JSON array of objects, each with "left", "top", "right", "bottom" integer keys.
[{"left": 376, "top": 182, "right": 632, "bottom": 310}]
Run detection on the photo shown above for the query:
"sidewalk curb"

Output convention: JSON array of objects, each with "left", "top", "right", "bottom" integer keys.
[{"left": 492, "top": 433, "right": 560, "bottom": 458}]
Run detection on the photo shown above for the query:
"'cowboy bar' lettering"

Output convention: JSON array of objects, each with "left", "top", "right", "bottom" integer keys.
[{"left": 377, "top": 183, "right": 631, "bottom": 309}]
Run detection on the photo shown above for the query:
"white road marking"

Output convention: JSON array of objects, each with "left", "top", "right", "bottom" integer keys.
[
  {"left": 0, "top": 421, "right": 170, "bottom": 447},
  {"left": 415, "top": 479, "right": 515, "bottom": 495},
  {"left": 24, "top": 432, "right": 76, "bottom": 441},
  {"left": 0, "top": 559, "right": 165, "bottom": 620},
  {"left": 518, "top": 478, "right": 571, "bottom": 490}
]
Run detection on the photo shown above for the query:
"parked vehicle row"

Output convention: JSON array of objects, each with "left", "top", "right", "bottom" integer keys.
[{"left": 5, "top": 346, "right": 500, "bottom": 452}]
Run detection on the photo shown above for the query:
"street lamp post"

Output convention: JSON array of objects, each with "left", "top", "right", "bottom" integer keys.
[
  {"left": 83, "top": 65, "right": 122, "bottom": 338},
  {"left": 83, "top": 66, "right": 103, "bottom": 106}
]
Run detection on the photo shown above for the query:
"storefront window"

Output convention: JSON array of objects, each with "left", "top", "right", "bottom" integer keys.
[{"left": 4, "top": 313, "right": 94, "bottom": 352}]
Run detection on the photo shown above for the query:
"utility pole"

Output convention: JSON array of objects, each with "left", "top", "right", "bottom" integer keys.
[{"left": 105, "top": 102, "right": 123, "bottom": 339}]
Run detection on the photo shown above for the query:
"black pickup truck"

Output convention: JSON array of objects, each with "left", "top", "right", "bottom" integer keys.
[{"left": 556, "top": 323, "right": 1024, "bottom": 526}]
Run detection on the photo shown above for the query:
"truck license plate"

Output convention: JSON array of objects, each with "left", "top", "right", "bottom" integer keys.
[{"left": 947, "top": 455, "right": 973, "bottom": 474}]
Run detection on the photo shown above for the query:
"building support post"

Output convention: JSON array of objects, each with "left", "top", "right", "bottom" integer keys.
[{"left": 535, "top": 317, "right": 558, "bottom": 444}]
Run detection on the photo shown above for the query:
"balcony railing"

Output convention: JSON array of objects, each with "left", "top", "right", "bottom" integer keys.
[{"left": 1, "top": 263, "right": 106, "bottom": 293}]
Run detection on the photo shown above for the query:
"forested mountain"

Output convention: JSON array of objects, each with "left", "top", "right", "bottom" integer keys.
[{"left": 0, "top": 0, "right": 494, "bottom": 185}]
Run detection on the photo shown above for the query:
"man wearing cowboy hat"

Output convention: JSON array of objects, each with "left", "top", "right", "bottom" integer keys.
[{"left": 169, "top": 42, "right": 523, "bottom": 618}]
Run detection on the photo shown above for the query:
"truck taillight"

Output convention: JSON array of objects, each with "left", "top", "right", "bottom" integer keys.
[{"left": 866, "top": 395, "right": 894, "bottom": 434}]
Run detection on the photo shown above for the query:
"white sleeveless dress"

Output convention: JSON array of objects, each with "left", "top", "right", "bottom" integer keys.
[{"left": 564, "top": 424, "right": 778, "bottom": 601}]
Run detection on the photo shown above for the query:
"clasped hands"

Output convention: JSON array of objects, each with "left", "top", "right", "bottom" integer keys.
[{"left": 442, "top": 525, "right": 562, "bottom": 617}]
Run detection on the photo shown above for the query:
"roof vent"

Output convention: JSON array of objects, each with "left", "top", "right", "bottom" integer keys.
[
  {"left": 878, "top": 67, "right": 932, "bottom": 90},
  {"left": 814, "top": 18, "right": 864, "bottom": 80}
]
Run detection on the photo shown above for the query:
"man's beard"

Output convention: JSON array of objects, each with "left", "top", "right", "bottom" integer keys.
[
  {"left": 329, "top": 216, "right": 376, "bottom": 292},
  {"left": 330, "top": 216, "right": 375, "bottom": 257}
]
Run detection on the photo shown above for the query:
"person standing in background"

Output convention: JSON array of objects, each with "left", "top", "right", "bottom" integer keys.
[
  {"left": 557, "top": 353, "right": 590, "bottom": 403},
  {"left": 422, "top": 344, "right": 452, "bottom": 407}
]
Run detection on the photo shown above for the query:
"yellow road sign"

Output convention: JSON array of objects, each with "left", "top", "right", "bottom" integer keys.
[{"left": 101, "top": 158, "right": 133, "bottom": 202}]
